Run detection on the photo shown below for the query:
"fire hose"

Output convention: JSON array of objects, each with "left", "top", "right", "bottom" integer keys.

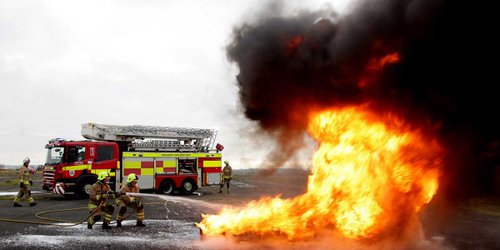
[
  {"left": 0, "top": 199, "right": 106, "bottom": 227},
  {"left": 0, "top": 195, "right": 164, "bottom": 227}
]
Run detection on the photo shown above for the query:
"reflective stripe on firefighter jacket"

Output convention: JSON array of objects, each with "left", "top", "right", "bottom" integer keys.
[{"left": 18, "top": 165, "right": 31, "bottom": 185}]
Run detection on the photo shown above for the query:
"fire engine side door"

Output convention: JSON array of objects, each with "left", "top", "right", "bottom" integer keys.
[
  {"left": 92, "top": 144, "right": 119, "bottom": 189},
  {"left": 155, "top": 158, "right": 177, "bottom": 175},
  {"left": 198, "top": 156, "right": 222, "bottom": 185},
  {"left": 64, "top": 145, "right": 87, "bottom": 179},
  {"left": 122, "top": 156, "right": 154, "bottom": 189}
]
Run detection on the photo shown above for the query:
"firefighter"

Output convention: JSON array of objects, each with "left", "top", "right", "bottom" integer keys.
[
  {"left": 116, "top": 173, "right": 146, "bottom": 227},
  {"left": 88, "top": 171, "right": 116, "bottom": 229},
  {"left": 13, "top": 157, "right": 37, "bottom": 207},
  {"left": 219, "top": 160, "right": 233, "bottom": 193},
  {"left": 116, "top": 173, "right": 145, "bottom": 227}
]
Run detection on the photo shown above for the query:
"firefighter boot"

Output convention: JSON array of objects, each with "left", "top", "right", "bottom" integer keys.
[
  {"left": 13, "top": 203, "right": 22, "bottom": 207},
  {"left": 102, "top": 222, "right": 111, "bottom": 230},
  {"left": 29, "top": 202, "right": 37, "bottom": 207},
  {"left": 136, "top": 221, "right": 146, "bottom": 227},
  {"left": 116, "top": 221, "right": 122, "bottom": 228},
  {"left": 227, "top": 187, "right": 230, "bottom": 194}
]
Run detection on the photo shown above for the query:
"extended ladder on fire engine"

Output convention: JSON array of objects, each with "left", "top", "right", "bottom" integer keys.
[{"left": 81, "top": 123, "right": 218, "bottom": 152}]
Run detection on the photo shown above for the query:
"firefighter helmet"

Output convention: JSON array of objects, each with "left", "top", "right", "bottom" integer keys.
[
  {"left": 98, "top": 171, "right": 109, "bottom": 181},
  {"left": 127, "top": 173, "right": 139, "bottom": 184},
  {"left": 23, "top": 157, "right": 30, "bottom": 164},
  {"left": 224, "top": 160, "right": 229, "bottom": 165}
]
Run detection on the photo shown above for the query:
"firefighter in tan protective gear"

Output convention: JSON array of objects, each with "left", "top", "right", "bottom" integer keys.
[
  {"left": 116, "top": 173, "right": 145, "bottom": 227},
  {"left": 219, "top": 160, "right": 233, "bottom": 193},
  {"left": 88, "top": 171, "right": 116, "bottom": 229},
  {"left": 13, "top": 157, "right": 37, "bottom": 207}
]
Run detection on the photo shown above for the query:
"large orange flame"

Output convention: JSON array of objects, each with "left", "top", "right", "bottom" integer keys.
[{"left": 197, "top": 106, "right": 442, "bottom": 240}]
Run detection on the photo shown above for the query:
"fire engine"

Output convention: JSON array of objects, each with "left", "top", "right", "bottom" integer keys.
[{"left": 42, "top": 123, "right": 223, "bottom": 197}]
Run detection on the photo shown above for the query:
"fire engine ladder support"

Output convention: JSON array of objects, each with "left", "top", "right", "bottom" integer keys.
[
  {"left": 81, "top": 123, "right": 218, "bottom": 152},
  {"left": 204, "top": 130, "right": 218, "bottom": 151}
]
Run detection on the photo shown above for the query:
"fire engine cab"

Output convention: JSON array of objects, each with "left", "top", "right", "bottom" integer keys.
[{"left": 42, "top": 123, "right": 223, "bottom": 197}]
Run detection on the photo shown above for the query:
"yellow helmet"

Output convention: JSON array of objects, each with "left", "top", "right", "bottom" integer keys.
[
  {"left": 224, "top": 160, "right": 229, "bottom": 165},
  {"left": 97, "top": 171, "right": 109, "bottom": 181},
  {"left": 127, "top": 173, "right": 139, "bottom": 184}
]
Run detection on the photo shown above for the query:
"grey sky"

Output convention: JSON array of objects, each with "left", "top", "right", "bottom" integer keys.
[{"left": 0, "top": 0, "right": 350, "bottom": 167}]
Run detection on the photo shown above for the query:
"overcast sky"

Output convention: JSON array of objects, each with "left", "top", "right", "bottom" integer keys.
[{"left": 0, "top": 0, "right": 351, "bottom": 167}]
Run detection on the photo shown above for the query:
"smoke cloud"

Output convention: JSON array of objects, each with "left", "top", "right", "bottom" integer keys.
[{"left": 227, "top": 0, "right": 499, "bottom": 199}]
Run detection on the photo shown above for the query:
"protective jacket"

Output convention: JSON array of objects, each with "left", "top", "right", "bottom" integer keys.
[
  {"left": 18, "top": 165, "right": 32, "bottom": 185},
  {"left": 89, "top": 181, "right": 114, "bottom": 206},
  {"left": 117, "top": 184, "right": 140, "bottom": 205},
  {"left": 222, "top": 165, "right": 232, "bottom": 180}
]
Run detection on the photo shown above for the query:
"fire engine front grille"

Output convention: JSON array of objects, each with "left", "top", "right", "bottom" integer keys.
[{"left": 43, "top": 170, "right": 55, "bottom": 190}]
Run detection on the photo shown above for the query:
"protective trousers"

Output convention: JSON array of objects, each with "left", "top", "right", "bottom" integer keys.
[
  {"left": 117, "top": 202, "right": 144, "bottom": 222},
  {"left": 219, "top": 178, "right": 231, "bottom": 193},
  {"left": 88, "top": 203, "right": 114, "bottom": 226},
  {"left": 14, "top": 183, "right": 35, "bottom": 205}
]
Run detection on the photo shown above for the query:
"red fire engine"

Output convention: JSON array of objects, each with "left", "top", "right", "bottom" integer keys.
[{"left": 42, "top": 123, "right": 223, "bottom": 197}]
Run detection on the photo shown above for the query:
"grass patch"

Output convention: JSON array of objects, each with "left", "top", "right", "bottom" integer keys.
[
  {"left": 0, "top": 180, "right": 18, "bottom": 188},
  {"left": 0, "top": 169, "right": 18, "bottom": 175},
  {"left": 0, "top": 196, "right": 14, "bottom": 201}
]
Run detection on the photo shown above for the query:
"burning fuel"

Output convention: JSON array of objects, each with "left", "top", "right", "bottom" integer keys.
[
  {"left": 197, "top": 0, "right": 498, "bottom": 245},
  {"left": 198, "top": 107, "right": 442, "bottom": 240}
]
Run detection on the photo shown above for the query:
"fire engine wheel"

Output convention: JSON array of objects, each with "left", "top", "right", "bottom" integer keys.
[
  {"left": 182, "top": 179, "right": 196, "bottom": 194},
  {"left": 76, "top": 176, "right": 97, "bottom": 198},
  {"left": 83, "top": 184, "right": 93, "bottom": 195},
  {"left": 160, "top": 180, "right": 174, "bottom": 195}
]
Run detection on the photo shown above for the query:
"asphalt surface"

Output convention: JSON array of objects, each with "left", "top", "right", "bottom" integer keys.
[
  {"left": 0, "top": 172, "right": 282, "bottom": 250},
  {"left": 0, "top": 169, "right": 499, "bottom": 250},
  {"left": 0, "top": 191, "right": 209, "bottom": 250}
]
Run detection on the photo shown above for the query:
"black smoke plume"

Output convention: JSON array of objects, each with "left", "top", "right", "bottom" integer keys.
[{"left": 226, "top": 0, "right": 499, "bottom": 200}]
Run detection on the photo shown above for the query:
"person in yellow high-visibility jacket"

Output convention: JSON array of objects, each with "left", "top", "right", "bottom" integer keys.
[
  {"left": 13, "top": 157, "right": 37, "bottom": 207},
  {"left": 219, "top": 160, "right": 233, "bottom": 193}
]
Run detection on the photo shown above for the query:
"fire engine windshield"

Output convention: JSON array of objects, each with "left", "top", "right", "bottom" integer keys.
[{"left": 46, "top": 146, "right": 64, "bottom": 165}]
